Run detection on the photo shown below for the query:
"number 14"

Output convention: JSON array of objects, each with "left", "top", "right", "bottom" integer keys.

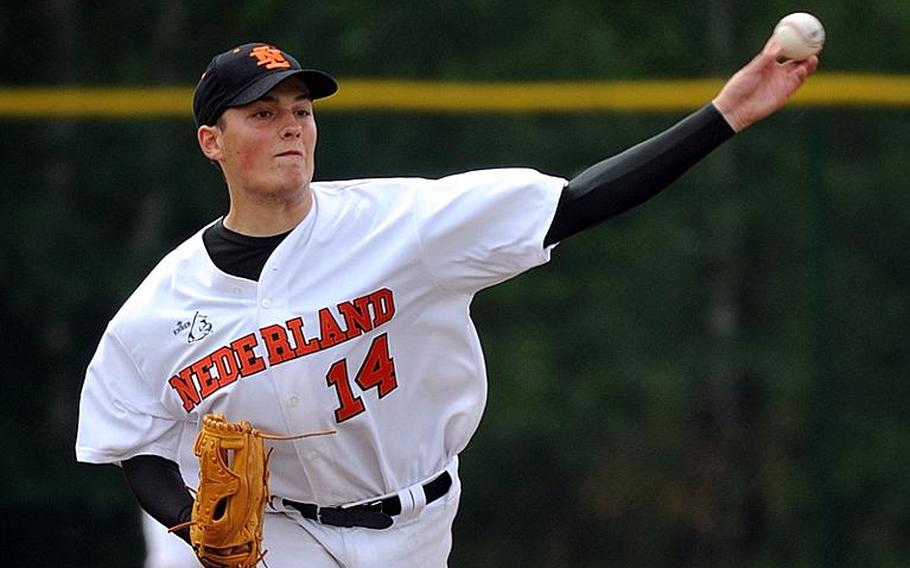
[{"left": 325, "top": 333, "right": 397, "bottom": 422}]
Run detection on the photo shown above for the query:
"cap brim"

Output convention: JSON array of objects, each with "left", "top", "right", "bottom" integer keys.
[{"left": 229, "top": 68, "right": 339, "bottom": 108}]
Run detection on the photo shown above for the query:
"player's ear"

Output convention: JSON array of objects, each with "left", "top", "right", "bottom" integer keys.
[{"left": 197, "top": 124, "right": 223, "bottom": 162}]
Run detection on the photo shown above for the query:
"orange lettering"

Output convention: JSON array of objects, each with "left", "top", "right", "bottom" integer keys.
[
  {"left": 211, "top": 346, "right": 239, "bottom": 387},
  {"left": 249, "top": 45, "right": 291, "bottom": 70},
  {"left": 260, "top": 324, "right": 297, "bottom": 365},
  {"left": 168, "top": 367, "right": 200, "bottom": 412},
  {"left": 338, "top": 296, "right": 373, "bottom": 339},
  {"left": 231, "top": 333, "right": 266, "bottom": 376},
  {"left": 318, "top": 308, "right": 346, "bottom": 349},
  {"left": 286, "top": 317, "right": 319, "bottom": 357},
  {"left": 370, "top": 288, "right": 396, "bottom": 326},
  {"left": 191, "top": 356, "right": 219, "bottom": 398}
]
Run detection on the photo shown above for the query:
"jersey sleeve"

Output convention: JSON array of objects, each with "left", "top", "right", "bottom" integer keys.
[
  {"left": 414, "top": 168, "right": 565, "bottom": 292},
  {"left": 76, "top": 324, "right": 184, "bottom": 465}
]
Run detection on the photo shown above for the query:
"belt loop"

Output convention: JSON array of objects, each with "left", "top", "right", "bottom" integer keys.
[{"left": 395, "top": 481, "right": 427, "bottom": 524}]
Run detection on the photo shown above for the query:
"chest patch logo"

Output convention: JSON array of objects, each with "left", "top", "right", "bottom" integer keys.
[{"left": 173, "top": 311, "right": 214, "bottom": 343}]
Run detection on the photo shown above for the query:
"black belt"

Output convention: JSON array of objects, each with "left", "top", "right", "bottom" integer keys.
[{"left": 283, "top": 470, "right": 452, "bottom": 530}]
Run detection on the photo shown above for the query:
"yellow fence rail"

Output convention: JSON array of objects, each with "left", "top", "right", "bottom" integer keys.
[{"left": 0, "top": 74, "right": 907, "bottom": 118}]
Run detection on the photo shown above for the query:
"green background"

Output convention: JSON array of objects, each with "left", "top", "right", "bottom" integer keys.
[{"left": 2, "top": 1, "right": 909, "bottom": 566}]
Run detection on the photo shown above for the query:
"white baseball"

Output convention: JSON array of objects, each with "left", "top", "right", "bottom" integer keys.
[{"left": 773, "top": 12, "right": 825, "bottom": 60}]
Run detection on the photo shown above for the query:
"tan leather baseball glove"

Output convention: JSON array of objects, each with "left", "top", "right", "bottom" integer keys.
[{"left": 177, "top": 414, "right": 333, "bottom": 568}]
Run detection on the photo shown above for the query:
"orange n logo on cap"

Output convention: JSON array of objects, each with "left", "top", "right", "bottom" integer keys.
[{"left": 250, "top": 45, "right": 291, "bottom": 69}]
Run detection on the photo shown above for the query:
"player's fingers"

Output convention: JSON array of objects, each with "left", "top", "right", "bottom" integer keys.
[
  {"left": 775, "top": 58, "right": 803, "bottom": 76},
  {"left": 783, "top": 59, "right": 818, "bottom": 95},
  {"left": 788, "top": 55, "right": 818, "bottom": 81},
  {"left": 803, "top": 56, "right": 819, "bottom": 79},
  {"left": 805, "top": 54, "right": 820, "bottom": 74},
  {"left": 761, "top": 36, "right": 783, "bottom": 63}
]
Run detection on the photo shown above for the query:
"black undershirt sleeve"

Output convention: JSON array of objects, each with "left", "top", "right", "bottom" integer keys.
[
  {"left": 543, "top": 103, "right": 735, "bottom": 247},
  {"left": 122, "top": 454, "right": 195, "bottom": 545}
]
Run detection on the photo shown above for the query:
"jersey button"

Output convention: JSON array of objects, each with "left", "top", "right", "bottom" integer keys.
[
  {"left": 289, "top": 395, "right": 300, "bottom": 407},
  {"left": 261, "top": 298, "right": 271, "bottom": 309}
]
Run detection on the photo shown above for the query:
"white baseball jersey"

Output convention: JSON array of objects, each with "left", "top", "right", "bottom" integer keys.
[{"left": 76, "top": 167, "right": 564, "bottom": 505}]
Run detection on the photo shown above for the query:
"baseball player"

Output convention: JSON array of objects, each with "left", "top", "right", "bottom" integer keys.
[{"left": 76, "top": 40, "right": 817, "bottom": 567}]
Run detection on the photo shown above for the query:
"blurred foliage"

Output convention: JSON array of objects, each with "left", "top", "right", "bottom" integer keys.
[{"left": 2, "top": 1, "right": 909, "bottom": 567}]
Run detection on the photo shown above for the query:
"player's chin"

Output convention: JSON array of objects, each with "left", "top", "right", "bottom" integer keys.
[
  {"left": 271, "top": 168, "right": 312, "bottom": 193},
  {"left": 272, "top": 159, "right": 309, "bottom": 176}
]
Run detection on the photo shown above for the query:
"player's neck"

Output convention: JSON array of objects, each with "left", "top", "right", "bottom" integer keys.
[{"left": 223, "top": 186, "right": 313, "bottom": 237}]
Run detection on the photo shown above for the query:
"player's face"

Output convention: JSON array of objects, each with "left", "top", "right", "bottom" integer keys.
[{"left": 214, "top": 77, "right": 317, "bottom": 199}]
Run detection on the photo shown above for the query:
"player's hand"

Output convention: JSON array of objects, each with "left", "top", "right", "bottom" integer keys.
[{"left": 712, "top": 36, "right": 819, "bottom": 132}]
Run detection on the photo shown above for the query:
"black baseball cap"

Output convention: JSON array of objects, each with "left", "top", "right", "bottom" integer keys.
[{"left": 193, "top": 42, "right": 338, "bottom": 128}]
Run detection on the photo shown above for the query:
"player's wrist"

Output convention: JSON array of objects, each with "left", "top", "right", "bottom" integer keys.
[{"left": 711, "top": 98, "right": 747, "bottom": 133}]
